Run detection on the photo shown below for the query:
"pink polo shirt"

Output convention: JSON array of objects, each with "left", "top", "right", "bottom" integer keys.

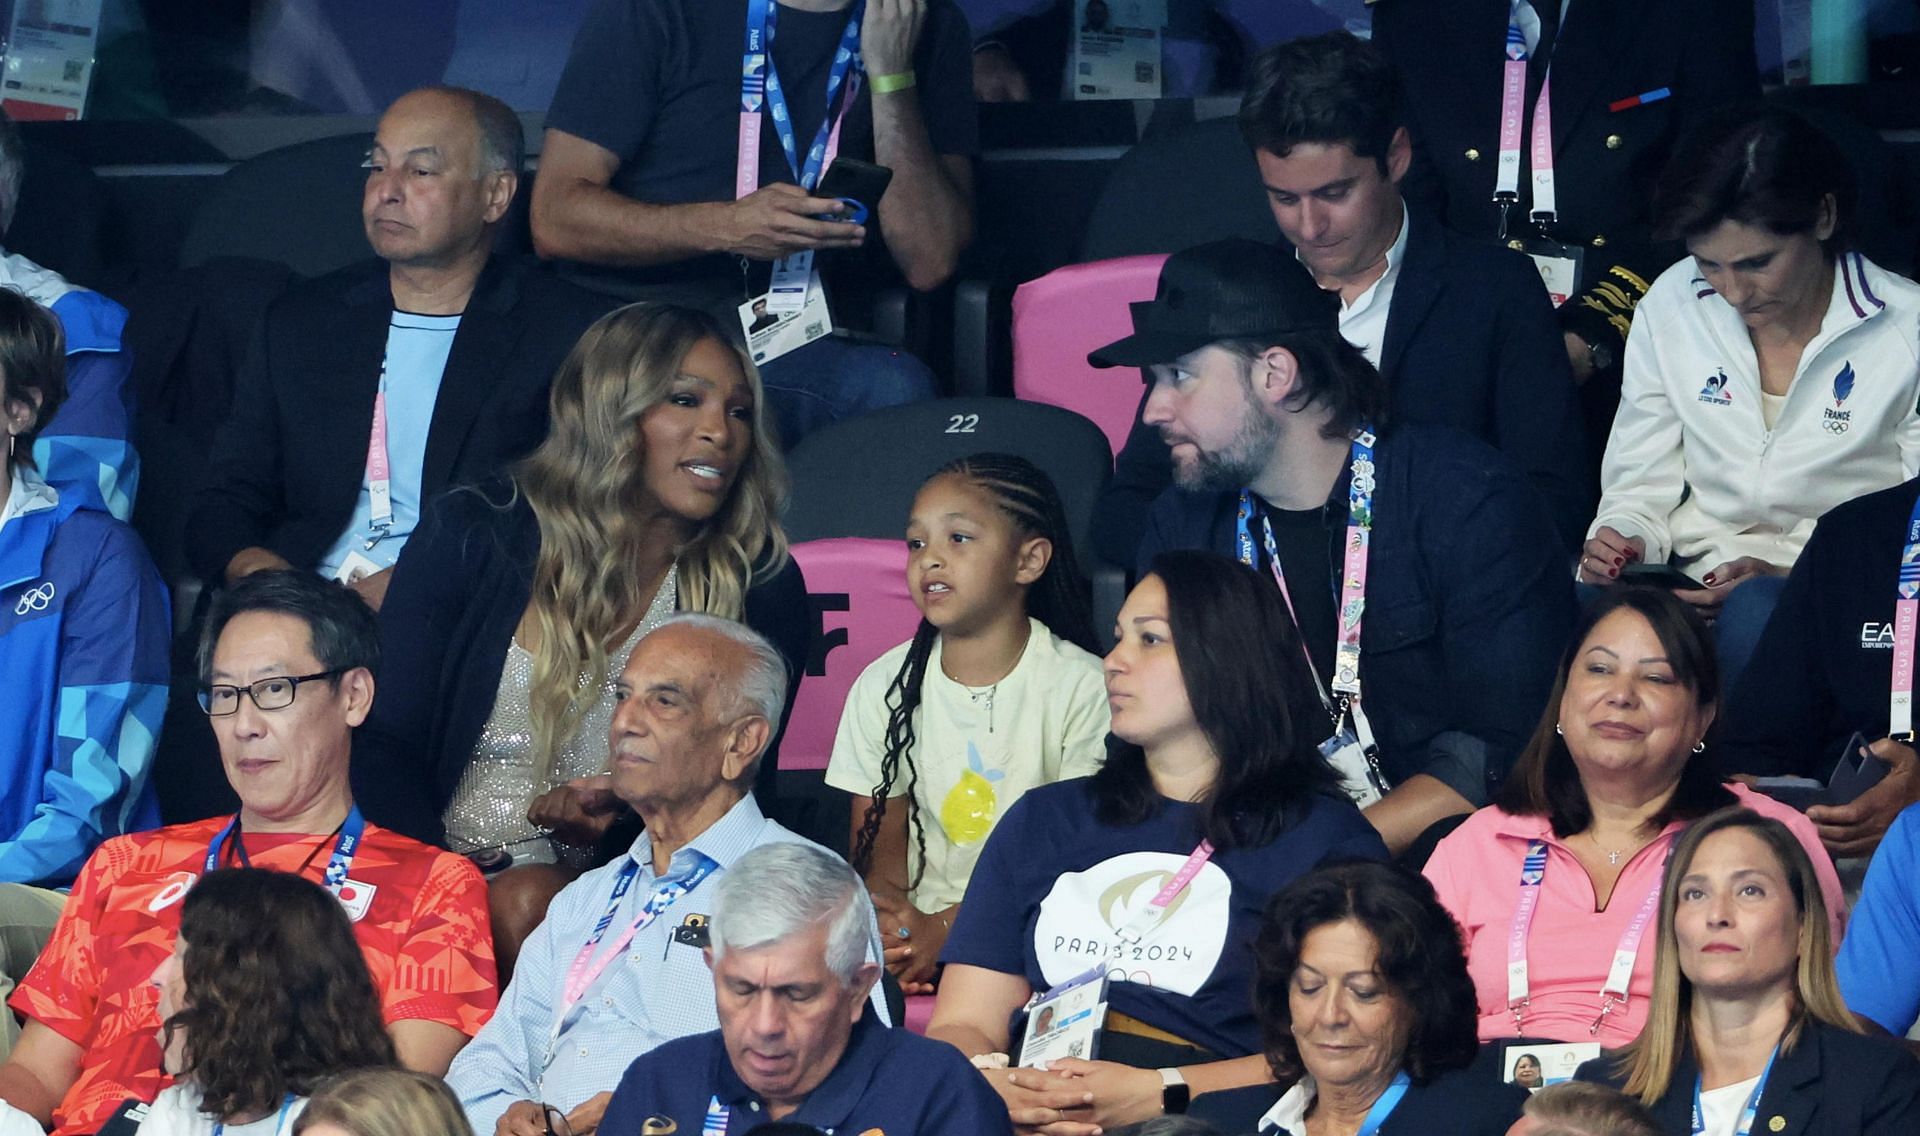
[{"left": 1423, "top": 783, "right": 1846, "bottom": 1048}]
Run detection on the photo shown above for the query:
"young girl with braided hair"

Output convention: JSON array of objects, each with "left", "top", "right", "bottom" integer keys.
[{"left": 825, "top": 453, "right": 1109, "bottom": 994}]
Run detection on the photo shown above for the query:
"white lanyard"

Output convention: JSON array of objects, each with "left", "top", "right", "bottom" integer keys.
[{"left": 1505, "top": 836, "right": 1665, "bottom": 1036}]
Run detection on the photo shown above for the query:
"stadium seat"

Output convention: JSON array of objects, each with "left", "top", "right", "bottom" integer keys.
[
  {"left": 1011, "top": 253, "right": 1166, "bottom": 460},
  {"left": 782, "top": 538, "right": 922, "bottom": 774}
]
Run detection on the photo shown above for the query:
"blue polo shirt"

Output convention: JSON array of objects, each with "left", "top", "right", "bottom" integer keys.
[{"left": 598, "top": 1008, "right": 1012, "bottom": 1136}]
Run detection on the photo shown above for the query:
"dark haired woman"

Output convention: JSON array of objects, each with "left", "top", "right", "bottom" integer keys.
[
  {"left": 1580, "top": 106, "right": 1920, "bottom": 682},
  {"left": 928, "top": 551, "right": 1388, "bottom": 1133},
  {"left": 1424, "top": 589, "right": 1843, "bottom": 1052},
  {"left": 1576, "top": 808, "right": 1920, "bottom": 1134},
  {"left": 141, "top": 869, "right": 396, "bottom": 1135},
  {"left": 0, "top": 283, "right": 169, "bottom": 889},
  {"left": 1198, "top": 861, "right": 1528, "bottom": 1135},
  {"left": 826, "top": 454, "right": 1108, "bottom": 994}
]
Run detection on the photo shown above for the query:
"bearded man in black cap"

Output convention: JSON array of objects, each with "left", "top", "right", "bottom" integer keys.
[{"left": 1090, "top": 238, "right": 1576, "bottom": 855}]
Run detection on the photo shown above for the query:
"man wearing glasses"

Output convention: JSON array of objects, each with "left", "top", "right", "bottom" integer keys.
[{"left": 0, "top": 571, "right": 497, "bottom": 1136}]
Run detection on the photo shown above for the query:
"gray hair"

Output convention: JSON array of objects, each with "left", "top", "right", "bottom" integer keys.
[
  {"left": 710, "top": 843, "right": 872, "bottom": 984},
  {"left": 407, "top": 86, "right": 523, "bottom": 176},
  {"left": 646, "top": 612, "right": 788, "bottom": 724},
  {"left": 0, "top": 109, "right": 23, "bottom": 235}
]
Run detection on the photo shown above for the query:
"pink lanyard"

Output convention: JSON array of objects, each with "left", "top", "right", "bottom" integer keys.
[
  {"left": 1493, "top": 10, "right": 1559, "bottom": 237},
  {"left": 1890, "top": 496, "right": 1920, "bottom": 738},
  {"left": 1115, "top": 840, "right": 1215, "bottom": 945},
  {"left": 363, "top": 388, "right": 393, "bottom": 539},
  {"left": 1506, "top": 837, "right": 1664, "bottom": 1036}
]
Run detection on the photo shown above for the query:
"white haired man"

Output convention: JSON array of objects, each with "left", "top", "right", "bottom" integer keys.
[
  {"left": 448, "top": 614, "right": 889, "bottom": 1136},
  {"left": 599, "top": 842, "right": 1011, "bottom": 1134}
]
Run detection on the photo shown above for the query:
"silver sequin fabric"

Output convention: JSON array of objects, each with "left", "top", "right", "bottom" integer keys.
[{"left": 443, "top": 566, "right": 679, "bottom": 865}]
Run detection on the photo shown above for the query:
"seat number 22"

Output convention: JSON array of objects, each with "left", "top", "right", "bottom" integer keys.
[{"left": 945, "top": 413, "right": 979, "bottom": 434}]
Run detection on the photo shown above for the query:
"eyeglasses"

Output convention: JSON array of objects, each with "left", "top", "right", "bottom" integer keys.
[
  {"left": 542, "top": 1104, "right": 574, "bottom": 1136},
  {"left": 197, "top": 669, "right": 345, "bottom": 717}
]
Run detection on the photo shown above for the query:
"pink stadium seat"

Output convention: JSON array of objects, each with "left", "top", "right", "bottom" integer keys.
[
  {"left": 1011, "top": 253, "right": 1167, "bottom": 459},
  {"left": 782, "top": 538, "right": 924, "bottom": 772}
]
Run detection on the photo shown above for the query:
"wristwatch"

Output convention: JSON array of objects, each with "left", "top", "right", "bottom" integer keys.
[{"left": 1158, "top": 1067, "right": 1190, "bottom": 1114}]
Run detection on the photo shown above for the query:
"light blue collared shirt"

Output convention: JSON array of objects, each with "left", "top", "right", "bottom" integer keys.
[{"left": 447, "top": 794, "right": 890, "bottom": 1134}]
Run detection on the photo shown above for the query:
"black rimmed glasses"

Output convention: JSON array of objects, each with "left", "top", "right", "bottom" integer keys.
[{"left": 198, "top": 669, "right": 346, "bottom": 716}]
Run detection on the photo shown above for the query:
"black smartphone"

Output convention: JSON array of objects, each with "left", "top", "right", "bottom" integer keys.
[
  {"left": 813, "top": 158, "right": 893, "bottom": 223},
  {"left": 1825, "top": 731, "right": 1888, "bottom": 805},
  {"left": 1618, "top": 563, "right": 1707, "bottom": 591}
]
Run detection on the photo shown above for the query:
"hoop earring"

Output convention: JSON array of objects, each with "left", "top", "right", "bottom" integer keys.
[
  {"left": 1692, "top": 740, "right": 1706, "bottom": 754},
  {"left": 1554, "top": 723, "right": 1564, "bottom": 736}
]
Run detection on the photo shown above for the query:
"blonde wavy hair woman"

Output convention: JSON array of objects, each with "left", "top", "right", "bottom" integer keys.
[
  {"left": 1573, "top": 808, "right": 1920, "bottom": 1134},
  {"left": 293, "top": 1070, "right": 471, "bottom": 1136},
  {"left": 517, "top": 302, "right": 788, "bottom": 763},
  {"left": 357, "top": 302, "right": 810, "bottom": 974}
]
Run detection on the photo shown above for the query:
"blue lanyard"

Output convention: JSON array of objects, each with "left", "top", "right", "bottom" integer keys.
[
  {"left": 204, "top": 805, "right": 364, "bottom": 897},
  {"left": 742, "top": 0, "right": 865, "bottom": 192},
  {"left": 1357, "top": 1071, "right": 1410, "bottom": 1136},
  {"left": 211, "top": 1092, "right": 297, "bottom": 1136},
  {"left": 553, "top": 852, "right": 719, "bottom": 1034},
  {"left": 1691, "top": 1046, "right": 1778, "bottom": 1136}
]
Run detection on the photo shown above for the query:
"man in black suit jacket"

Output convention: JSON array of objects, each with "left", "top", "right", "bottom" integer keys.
[
  {"left": 1371, "top": 0, "right": 1758, "bottom": 395},
  {"left": 1091, "top": 32, "right": 1588, "bottom": 568},
  {"left": 187, "top": 86, "right": 611, "bottom": 607}
]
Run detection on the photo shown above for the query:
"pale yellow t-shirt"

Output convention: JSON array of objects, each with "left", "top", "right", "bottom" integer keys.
[{"left": 825, "top": 618, "right": 1110, "bottom": 911}]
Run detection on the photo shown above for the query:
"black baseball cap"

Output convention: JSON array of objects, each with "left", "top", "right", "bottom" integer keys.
[{"left": 1087, "top": 238, "right": 1340, "bottom": 369}]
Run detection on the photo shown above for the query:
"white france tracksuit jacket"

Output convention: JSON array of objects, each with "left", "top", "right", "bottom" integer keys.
[{"left": 1591, "top": 250, "right": 1920, "bottom": 573}]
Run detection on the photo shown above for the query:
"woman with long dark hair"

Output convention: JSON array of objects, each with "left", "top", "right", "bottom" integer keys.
[
  {"left": 928, "top": 551, "right": 1387, "bottom": 1134},
  {"left": 141, "top": 869, "right": 396, "bottom": 1135}
]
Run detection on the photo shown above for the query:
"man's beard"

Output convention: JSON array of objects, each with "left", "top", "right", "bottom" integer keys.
[{"left": 1167, "top": 406, "right": 1281, "bottom": 493}]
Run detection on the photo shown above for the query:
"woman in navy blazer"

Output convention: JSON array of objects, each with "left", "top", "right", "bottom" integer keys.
[
  {"left": 1197, "top": 860, "right": 1528, "bottom": 1136},
  {"left": 1576, "top": 807, "right": 1920, "bottom": 1135}
]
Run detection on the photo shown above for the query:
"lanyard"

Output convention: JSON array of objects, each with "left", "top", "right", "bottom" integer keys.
[
  {"left": 1116, "top": 840, "right": 1214, "bottom": 945},
  {"left": 550, "top": 853, "right": 719, "bottom": 1045},
  {"left": 736, "top": 0, "right": 865, "bottom": 200},
  {"left": 1358, "top": 1072, "right": 1411, "bottom": 1136},
  {"left": 702, "top": 1095, "right": 730, "bottom": 1136},
  {"left": 1493, "top": 7, "right": 1560, "bottom": 239},
  {"left": 363, "top": 365, "right": 394, "bottom": 547},
  {"left": 1889, "top": 494, "right": 1920, "bottom": 738},
  {"left": 204, "top": 805, "right": 364, "bottom": 897},
  {"left": 211, "top": 1094, "right": 298, "bottom": 1136},
  {"left": 1504, "top": 837, "right": 1665, "bottom": 1036},
  {"left": 1691, "top": 1047, "right": 1779, "bottom": 1136},
  {"left": 1233, "top": 428, "right": 1389, "bottom": 794}
]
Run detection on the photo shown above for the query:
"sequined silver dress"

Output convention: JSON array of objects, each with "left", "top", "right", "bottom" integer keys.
[{"left": 442, "top": 566, "right": 679, "bottom": 866}]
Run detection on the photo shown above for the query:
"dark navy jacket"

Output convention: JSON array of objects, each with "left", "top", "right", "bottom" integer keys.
[
  {"left": 1094, "top": 212, "right": 1592, "bottom": 568},
  {"left": 1135, "top": 425, "right": 1575, "bottom": 803},
  {"left": 597, "top": 1008, "right": 1014, "bottom": 1136},
  {"left": 353, "top": 481, "right": 810, "bottom": 845},
  {"left": 1196, "top": 1063, "right": 1530, "bottom": 1136},
  {"left": 1576, "top": 1020, "right": 1920, "bottom": 1136}
]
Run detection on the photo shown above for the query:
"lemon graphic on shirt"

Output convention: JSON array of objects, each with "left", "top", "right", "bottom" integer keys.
[{"left": 939, "top": 741, "right": 1006, "bottom": 844}]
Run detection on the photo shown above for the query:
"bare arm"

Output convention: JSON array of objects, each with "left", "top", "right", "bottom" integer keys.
[
  {"left": 849, "top": 793, "right": 912, "bottom": 895},
  {"left": 392, "top": 1020, "right": 470, "bottom": 1077},
  {"left": 0, "top": 1021, "right": 83, "bottom": 1127},
  {"left": 926, "top": 962, "right": 1026, "bottom": 1057},
  {"left": 864, "top": 0, "right": 974, "bottom": 290},
  {"left": 530, "top": 129, "right": 866, "bottom": 267},
  {"left": 1364, "top": 774, "right": 1474, "bottom": 856}
]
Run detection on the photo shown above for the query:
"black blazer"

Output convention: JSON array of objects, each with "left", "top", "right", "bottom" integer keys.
[
  {"left": 1196, "top": 1065, "right": 1530, "bottom": 1136},
  {"left": 1576, "top": 1020, "right": 1920, "bottom": 1136},
  {"left": 1371, "top": 0, "right": 1759, "bottom": 356},
  {"left": 186, "top": 255, "right": 613, "bottom": 581},
  {"left": 1092, "top": 210, "right": 1592, "bottom": 568},
  {"left": 351, "top": 482, "right": 812, "bottom": 846}
]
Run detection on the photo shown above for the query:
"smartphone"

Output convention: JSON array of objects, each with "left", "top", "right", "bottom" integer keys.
[
  {"left": 813, "top": 158, "right": 893, "bottom": 224},
  {"left": 1618, "top": 562, "right": 1706, "bottom": 591},
  {"left": 1825, "top": 731, "right": 1888, "bottom": 805}
]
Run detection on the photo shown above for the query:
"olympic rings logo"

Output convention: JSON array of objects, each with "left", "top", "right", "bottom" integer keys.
[{"left": 13, "top": 582, "right": 54, "bottom": 615}]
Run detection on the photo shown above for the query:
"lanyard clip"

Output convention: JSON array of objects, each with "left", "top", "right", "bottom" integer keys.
[
  {"left": 363, "top": 524, "right": 393, "bottom": 552},
  {"left": 1495, "top": 194, "right": 1517, "bottom": 241},
  {"left": 1509, "top": 999, "right": 1529, "bottom": 1034},
  {"left": 1590, "top": 994, "right": 1619, "bottom": 1035}
]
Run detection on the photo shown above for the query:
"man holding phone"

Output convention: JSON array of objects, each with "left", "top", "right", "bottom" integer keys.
[
  {"left": 532, "top": 0, "right": 978, "bottom": 446},
  {"left": 1719, "top": 477, "right": 1920, "bottom": 860}
]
